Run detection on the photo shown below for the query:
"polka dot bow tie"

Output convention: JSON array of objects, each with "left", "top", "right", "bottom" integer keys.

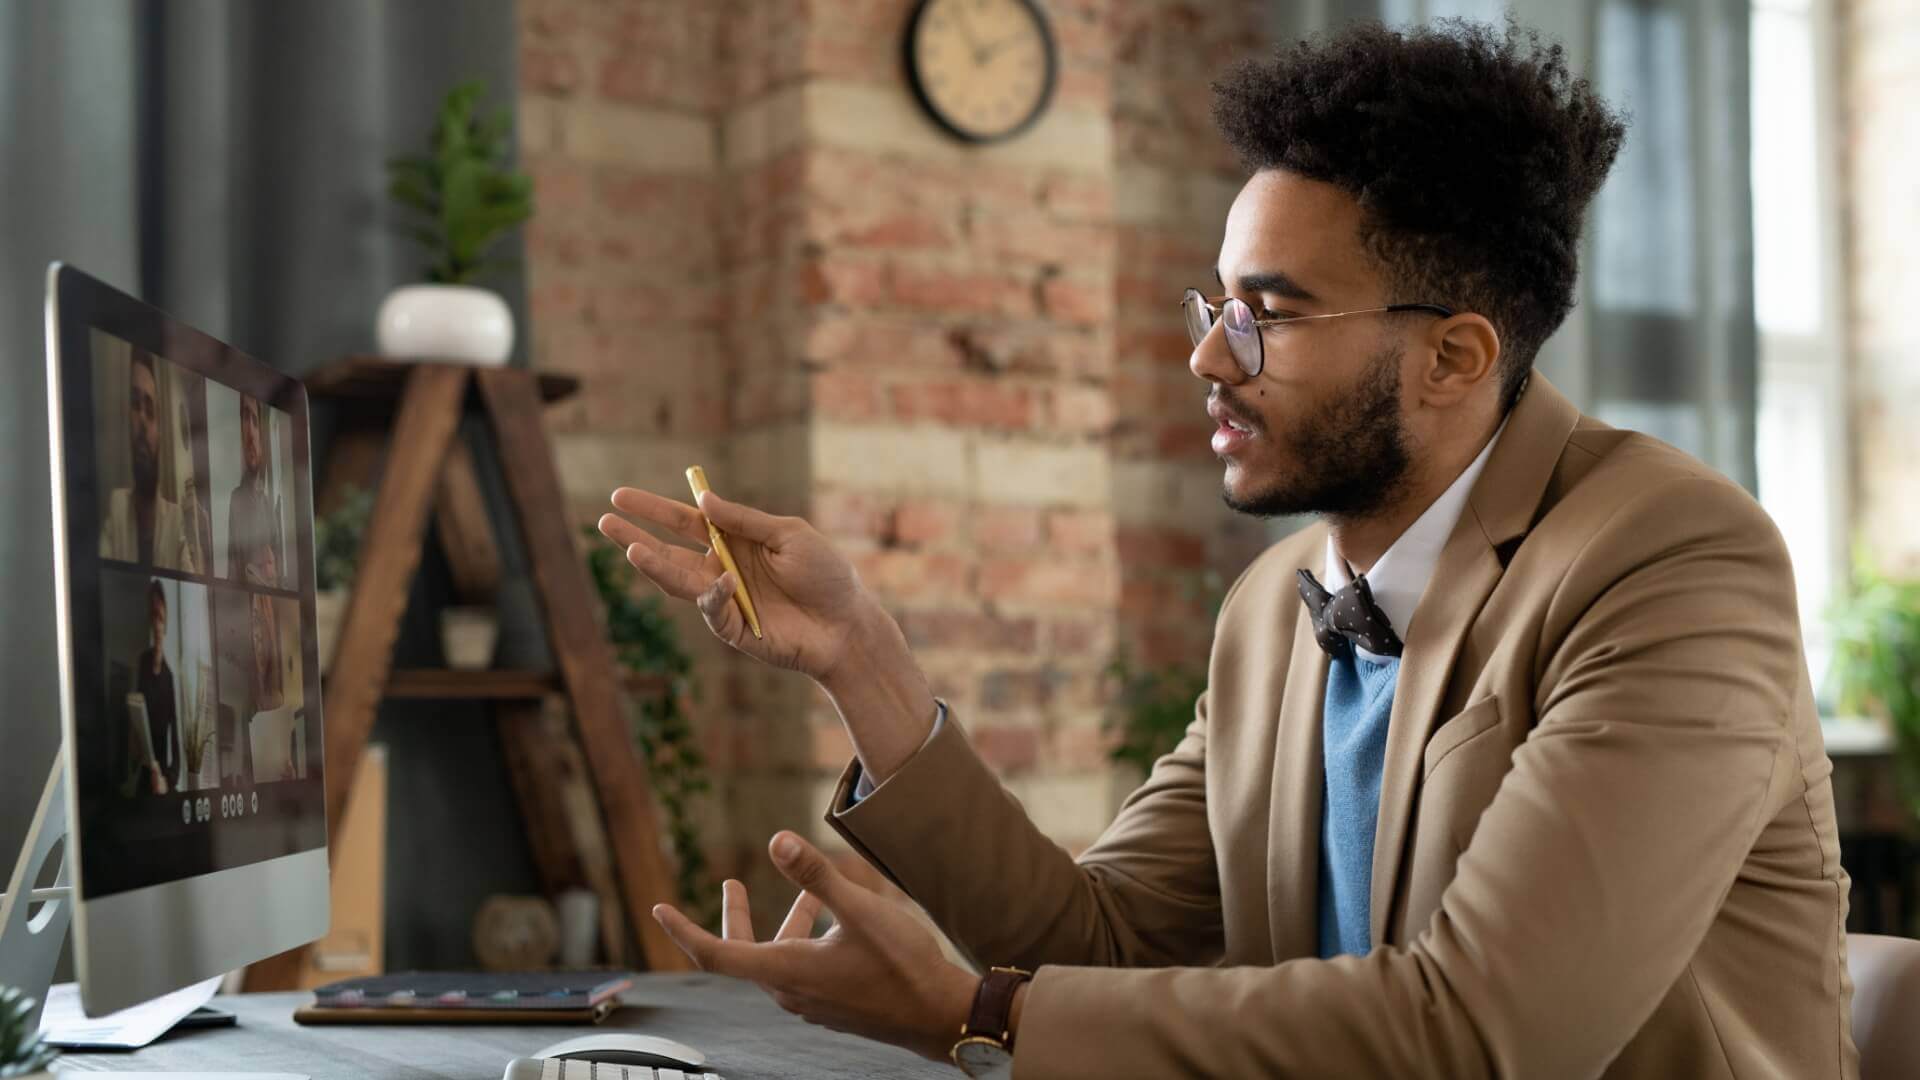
[{"left": 1296, "top": 564, "right": 1404, "bottom": 658}]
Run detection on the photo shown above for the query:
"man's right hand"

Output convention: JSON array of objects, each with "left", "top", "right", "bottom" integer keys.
[
  {"left": 598, "top": 485, "right": 939, "bottom": 782},
  {"left": 599, "top": 486, "right": 887, "bottom": 690}
]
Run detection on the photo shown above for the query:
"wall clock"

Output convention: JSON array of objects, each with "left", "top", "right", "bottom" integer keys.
[{"left": 904, "top": 0, "right": 1058, "bottom": 144}]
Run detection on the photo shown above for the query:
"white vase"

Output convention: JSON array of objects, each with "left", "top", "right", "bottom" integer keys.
[
  {"left": 375, "top": 283, "right": 514, "bottom": 364},
  {"left": 440, "top": 606, "right": 500, "bottom": 671},
  {"left": 315, "top": 588, "right": 348, "bottom": 673}
]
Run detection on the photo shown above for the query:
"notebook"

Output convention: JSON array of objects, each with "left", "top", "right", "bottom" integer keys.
[{"left": 294, "top": 971, "right": 632, "bottom": 1026}]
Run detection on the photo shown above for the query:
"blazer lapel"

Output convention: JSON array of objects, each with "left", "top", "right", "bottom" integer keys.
[
  {"left": 1268, "top": 554, "right": 1330, "bottom": 962},
  {"left": 1367, "top": 375, "right": 1584, "bottom": 945}
]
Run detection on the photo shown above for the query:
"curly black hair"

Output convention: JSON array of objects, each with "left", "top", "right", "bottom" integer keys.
[{"left": 1212, "top": 16, "right": 1626, "bottom": 410}]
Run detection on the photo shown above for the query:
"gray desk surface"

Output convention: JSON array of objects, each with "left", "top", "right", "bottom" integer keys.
[{"left": 50, "top": 974, "right": 952, "bottom": 1079}]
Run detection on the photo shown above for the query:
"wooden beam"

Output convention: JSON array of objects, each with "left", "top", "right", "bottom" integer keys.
[
  {"left": 319, "top": 366, "right": 468, "bottom": 835},
  {"left": 496, "top": 701, "right": 628, "bottom": 968},
  {"left": 307, "top": 356, "right": 578, "bottom": 405},
  {"left": 433, "top": 435, "right": 504, "bottom": 603},
  {"left": 476, "top": 367, "right": 691, "bottom": 973}
]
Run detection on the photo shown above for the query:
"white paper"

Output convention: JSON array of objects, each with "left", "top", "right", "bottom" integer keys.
[{"left": 37, "top": 975, "right": 221, "bottom": 1049}]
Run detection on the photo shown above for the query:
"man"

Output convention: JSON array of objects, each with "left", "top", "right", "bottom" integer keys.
[
  {"left": 599, "top": 18, "right": 1855, "bottom": 1078},
  {"left": 226, "top": 394, "right": 285, "bottom": 586},
  {"left": 130, "top": 579, "right": 179, "bottom": 797},
  {"left": 99, "top": 349, "right": 199, "bottom": 572}
]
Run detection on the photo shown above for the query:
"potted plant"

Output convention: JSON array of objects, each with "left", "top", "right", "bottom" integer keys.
[
  {"left": 1829, "top": 554, "right": 1920, "bottom": 818},
  {"left": 378, "top": 80, "right": 533, "bottom": 365},
  {"left": 314, "top": 486, "right": 375, "bottom": 672},
  {"left": 0, "top": 986, "right": 56, "bottom": 1079}
]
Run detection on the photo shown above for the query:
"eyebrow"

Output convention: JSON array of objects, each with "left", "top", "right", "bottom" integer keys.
[{"left": 1212, "top": 266, "right": 1319, "bottom": 303}]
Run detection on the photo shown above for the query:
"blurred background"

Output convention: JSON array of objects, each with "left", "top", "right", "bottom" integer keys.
[{"left": 2, "top": 0, "right": 1916, "bottom": 979}]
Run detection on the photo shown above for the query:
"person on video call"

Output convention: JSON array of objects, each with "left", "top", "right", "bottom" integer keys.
[
  {"left": 130, "top": 579, "right": 179, "bottom": 797},
  {"left": 100, "top": 349, "right": 199, "bottom": 572},
  {"left": 226, "top": 394, "right": 285, "bottom": 586},
  {"left": 598, "top": 18, "right": 1853, "bottom": 1080},
  {"left": 245, "top": 585, "right": 298, "bottom": 783}
]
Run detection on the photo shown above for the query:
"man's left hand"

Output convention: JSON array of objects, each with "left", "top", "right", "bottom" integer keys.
[{"left": 652, "top": 831, "right": 979, "bottom": 1064}]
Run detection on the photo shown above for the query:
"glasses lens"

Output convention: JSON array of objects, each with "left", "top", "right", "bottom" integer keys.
[
  {"left": 1181, "top": 289, "right": 1213, "bottom": 347},
  {"left": 1221, "top": 298, "right": 1262, "bottom": 377}
]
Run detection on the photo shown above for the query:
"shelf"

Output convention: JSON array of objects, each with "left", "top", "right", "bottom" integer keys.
[
  {"left": 382, "top": 669, "right": 670, "bottom": 701},
  {"left": 307, "top": 356, "right": 581, "bottom": 404}
]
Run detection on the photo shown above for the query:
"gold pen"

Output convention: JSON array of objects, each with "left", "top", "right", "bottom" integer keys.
[{"left": 685, "top": 466, "right": 763, "bottom": 640}]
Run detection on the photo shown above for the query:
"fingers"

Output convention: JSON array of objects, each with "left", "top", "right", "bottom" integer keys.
[
  {"left": 653, "top": 903, "right": 797, "bottom": 987},
  {"left": 618, "top": 531, "right": 714, "bottom": 602},
  {"left": 775, "top": 889, "right": 825, "bottom": 941},
  {"left": 697, "top": 571, "right": 746, "bottom": 640},
  {"left": 721, "top": 879, "right": 755, "bottom": 943},
  {"left": 768, "top": 832, "right": 858, "bottom": 914},
  {"left": 598, "top": 514, "right": 708, "bottom": 575},
  {"left": 610, "top": 486, "right": 709, "bottom": 545},
  {"left": 696, "top": 489, "right": 790, "bottom": 546}
]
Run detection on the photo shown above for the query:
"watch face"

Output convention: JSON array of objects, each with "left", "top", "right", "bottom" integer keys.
[
  {"left": 954, "top": 1036, "right": 1014, "bottom": 1078},
  {"left": 905, "top": 0, "right": 1058, "bottom": 143}
]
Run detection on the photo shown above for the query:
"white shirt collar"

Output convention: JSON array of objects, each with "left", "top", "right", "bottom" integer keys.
[{"left": 1323, "top": 416, "right": 1510, "bottom": 662}]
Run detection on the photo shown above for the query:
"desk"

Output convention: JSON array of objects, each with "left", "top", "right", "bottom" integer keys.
[{"left": 51, "top": 974, "right": 952, "bottom": 1079}]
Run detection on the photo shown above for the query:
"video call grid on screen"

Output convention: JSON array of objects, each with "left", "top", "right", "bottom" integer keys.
[{"left": 52, "top": 282, "right": 325, "bottom": 900}]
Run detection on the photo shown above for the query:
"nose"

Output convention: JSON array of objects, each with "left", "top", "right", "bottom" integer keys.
[{"left": 1189, "top": 314, "right": 1247, "bottom": 387}]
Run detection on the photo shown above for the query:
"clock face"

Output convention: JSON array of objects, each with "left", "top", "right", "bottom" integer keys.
[{"left": 906, "top": 0, "right": 1058, "bottom": 143}]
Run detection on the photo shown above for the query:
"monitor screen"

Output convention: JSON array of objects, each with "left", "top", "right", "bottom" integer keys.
[{"left": 55, "top": 315, "right": 324, "bottom": 901}]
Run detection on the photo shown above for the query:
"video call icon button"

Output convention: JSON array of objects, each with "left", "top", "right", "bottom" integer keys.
[
  {"left": 181, "top": 799, "right": 192, "bottom": 824},
  {"left": 250, "top": 791, "right": 258, "bottom": 815}
]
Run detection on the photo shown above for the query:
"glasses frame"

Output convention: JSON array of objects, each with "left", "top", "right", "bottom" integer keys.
[{"left": 1182, "top": 288, "right": 1457, "bottom": 377}]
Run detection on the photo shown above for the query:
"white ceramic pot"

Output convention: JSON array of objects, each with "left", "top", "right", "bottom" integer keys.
[
  {"left": 375, "top": 284, "right": 514, "bottom": 364},
  {"left": 440, "top": 606, "right": 500, "bottom": 671},
  {"left": 315, "top": 588, "right": 348, "bottom": 673}
]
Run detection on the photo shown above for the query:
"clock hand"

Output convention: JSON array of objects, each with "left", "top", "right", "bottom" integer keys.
[
  {"left": 976, "top": 33, "right": 1030, "bottom": 63},
  {"left": 949, "top": 0, "right": 989, "bottom": 63}
]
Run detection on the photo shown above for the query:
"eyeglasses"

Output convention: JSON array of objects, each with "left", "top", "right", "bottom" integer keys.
[{"left": 1181, "top": 288, "right": 1456, "bottom": 377}]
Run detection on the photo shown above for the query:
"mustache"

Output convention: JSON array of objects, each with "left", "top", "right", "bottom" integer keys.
[{"left": 1208, "top": 388, "right": 1263, "bottom": 432}]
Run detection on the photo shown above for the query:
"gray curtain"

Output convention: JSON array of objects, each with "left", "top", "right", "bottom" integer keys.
[
  {"left": 0, "top": 0, "right": 524, "bottom": 976},
  {"left": 1266, "top": 0, "right": 1757, "bottom": 489}
]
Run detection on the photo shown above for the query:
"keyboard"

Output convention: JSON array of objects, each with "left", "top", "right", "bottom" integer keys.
[{"left": 501, "top": 1058, "right": 724, "bottom": 1080}]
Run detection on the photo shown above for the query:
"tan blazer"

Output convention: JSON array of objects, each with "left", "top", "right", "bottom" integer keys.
[{"left": 827, "top": 374, "right": 1857, "bottom": 1078}]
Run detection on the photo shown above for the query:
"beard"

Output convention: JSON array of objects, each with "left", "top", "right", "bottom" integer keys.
[
  {"left": 131, "top": 441, "right": 158, "bottom": 498},
  {"left": 1221, "top": 341, "right": 1413, "bottom": 520}
]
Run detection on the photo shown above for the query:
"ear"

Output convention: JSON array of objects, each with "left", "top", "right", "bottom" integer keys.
[{"left": 1415, "top": 313, "right": 1501, "bottom": 408}]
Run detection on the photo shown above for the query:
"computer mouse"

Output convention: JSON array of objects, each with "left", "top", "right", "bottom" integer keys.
[{"left": 533, "top": 1032, "right": 708, "bottom": 1070}]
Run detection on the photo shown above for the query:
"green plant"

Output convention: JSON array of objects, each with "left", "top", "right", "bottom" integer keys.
[
  {"left": 0, "top": 986, "right": 56, "bottom": 1077},
  {"left": 314, "top": 486, "right": 375, "bottom": 592},
  {"left": 1829, "top": 553, "right": 1920, "bottom": 820},
  {"left": 387, "top": 80, "right": 533, "bottom": 286},
  {"left": 584, "top": 529, "right": 718, "bottom": 929}
]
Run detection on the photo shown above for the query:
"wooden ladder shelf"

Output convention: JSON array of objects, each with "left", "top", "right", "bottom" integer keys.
[{"left": 244, "top": 358, "right": 689, "bottom": 988}]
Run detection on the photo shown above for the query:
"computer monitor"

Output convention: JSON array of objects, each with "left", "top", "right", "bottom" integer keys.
[{"left": 36, "top": 262, "right": 328, "bottom": 1016}]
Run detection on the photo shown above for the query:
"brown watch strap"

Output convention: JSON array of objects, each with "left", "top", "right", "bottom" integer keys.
[{"left": 963, "top": 966, "right": 1032, "bottom": 1045}]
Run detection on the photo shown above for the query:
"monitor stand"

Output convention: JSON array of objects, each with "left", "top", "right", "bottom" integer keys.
[{"left": 0, "top": 747, "right": 304, "bottom": 1080}]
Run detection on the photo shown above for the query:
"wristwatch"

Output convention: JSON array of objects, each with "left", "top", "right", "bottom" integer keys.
[{"left": 950, "top": 965, "right": 1031, "bottom": 1078}]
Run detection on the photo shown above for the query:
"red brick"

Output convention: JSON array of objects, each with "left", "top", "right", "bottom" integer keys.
[
  {"left": 896, "top": 610, "right": 1040, "bottom": 653},
  {"left": 890, "top": 266, "right": 1034, "bottom": 318},
  {"left": 980, "top": 557, "right": 1116, "bottom": 606},
  {"left": 889, "top": 379, "right": 1035, "bottom": 431},
  {"left": 971, "top": 726, "right": 1042, "bottom": 773},
  {"left": 1039, "top": 274, "right": 1111, "bottom": 327},
  {"left": 851, "top": 550, "right": 973, "bottom": 600},
  {"left": 521, "top": 46, "right": 583, "bottom": 96},
  {"left": 1047, "top": 384, "right": 1116, "bottom": 436},
  {"left": 973, "top": 507, "right": 1045, "bottom": 552},
  {"left": 980, "top": 669, "right": 1059, "bottom": 709},
  {"left": 801, "top": 257, "right": 890, "bottom": 308},
  {"left": 836, "top": 214, "right": 955, "bottom": 251},
  {"left": 1043, "top": 616, "right": 1111, "bottom": 656},
  {"left": 812, "top": 372, "right": 884, "bottom": 422},
  {"left": 892, "top": 500, "right": 958, "bottom": 546},
  {"left": 1046, "top": 510, "right": 1113, "bottom": 555},
  {"left": 1051, "top": 725, "right": 1117, "bottom": 771},
  {"left": 1115, "top": 525, "right": 1208, "bottom": 570},
  {"left": 810, "top": 490, "right": 894, "bottom": 542}
]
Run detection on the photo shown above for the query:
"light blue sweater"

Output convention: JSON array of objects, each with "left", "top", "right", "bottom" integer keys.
[{"left": 1317, "top": 648, "right": 1400, "bottom": 958}]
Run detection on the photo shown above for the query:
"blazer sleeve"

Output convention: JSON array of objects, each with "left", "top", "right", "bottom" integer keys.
[
  {"left": 825, "top": 690, "right": 1225, "bottom": 972},
  {"left": 1007, "top": 475, "right": 1811, "bottom": 1078}
]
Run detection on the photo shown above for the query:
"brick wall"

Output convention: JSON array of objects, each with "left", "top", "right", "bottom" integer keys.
[
  {"left": 520, "top": 0, "right": 1278, "bottom": 930},
  {"left": 1842, "top": 0, "right": 1920, "bottom": 569}
]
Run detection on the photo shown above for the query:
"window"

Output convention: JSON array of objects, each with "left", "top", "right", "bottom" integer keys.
[{"left": 1751, "top": 0, "right": 1847, "bottom": 697}]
